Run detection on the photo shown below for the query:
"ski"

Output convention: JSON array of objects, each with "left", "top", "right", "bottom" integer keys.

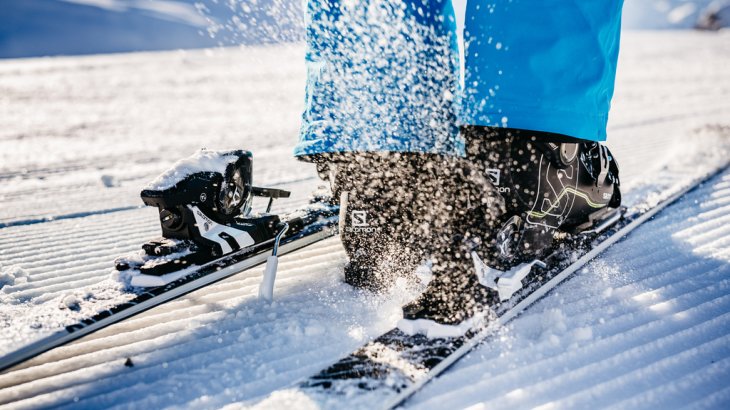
[
  {"left": 289, "top": 161, "right": 730, "bottom": 410},
  {"left": 0, "top": 150, "right": 339, "bottom": 372}
]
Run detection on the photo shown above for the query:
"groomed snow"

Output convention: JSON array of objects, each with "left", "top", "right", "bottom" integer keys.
[{"left": 0, "top": 30, "right": 729, "bottom": 409}]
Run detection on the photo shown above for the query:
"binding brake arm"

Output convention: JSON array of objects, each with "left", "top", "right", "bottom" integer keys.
[{"left": 252, "top": 187, "right": 291, "bottom": 213}]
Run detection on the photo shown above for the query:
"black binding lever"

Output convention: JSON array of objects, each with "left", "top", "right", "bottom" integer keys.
[{"left": 252, "top": 187, "right": 291, "bottom": 213}]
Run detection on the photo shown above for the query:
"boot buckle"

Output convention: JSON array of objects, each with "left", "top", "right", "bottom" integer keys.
[
  {"left": 596, "top": 144, "right": 610, "bottom": 188},
  {"left": 471, "top": 252, "right": 546, "bottom": 301}
]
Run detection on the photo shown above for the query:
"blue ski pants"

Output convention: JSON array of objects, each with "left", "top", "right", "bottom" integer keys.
[{"left": 294, "top": 0, "right": 624, "bottom": 158}]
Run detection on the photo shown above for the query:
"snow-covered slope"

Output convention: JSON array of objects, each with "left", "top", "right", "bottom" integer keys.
[
  {"left": 0, "top": 0, "right": 303, "bottom": 59},
  {"left": 0, "top": 31, "right": 729, "bottom": 409},
  {"left": 0, "top": 0, "right": 210, "bottom": 58},
  {"left": 622, "top": 0, "right": 716, "bottom": 29}
]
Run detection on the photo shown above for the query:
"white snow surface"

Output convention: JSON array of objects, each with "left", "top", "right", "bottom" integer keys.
[{"left": 0, "top": 31, "right": 729, "bottom": 409}]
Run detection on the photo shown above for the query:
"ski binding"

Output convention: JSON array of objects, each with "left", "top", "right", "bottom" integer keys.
[{"left": 115, "top": 149, "right": 298, "bottom": 288}]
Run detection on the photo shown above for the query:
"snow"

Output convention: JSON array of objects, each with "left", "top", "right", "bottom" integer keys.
[
  {"left": 0, "top": 266, "right": 29, "bottom": 290},
  {"left": 144, "top": 149, "right": 242, "bottom": 191},
  {"left": 0, "top": 30, "right": 729, "bottom": 409},
  {"left": 60, "top": 294, "right": 82, "bottom": 312},
  {"left": 398, "top": 315, "right": 490, "bottom": 339},
  {"left": 61, "top": 0, "right": 209, "bottom": 26},
  {"left": 622, "top": 0, "right": 722, "bottom": 29},
  {"left": 0, "top": 0, "right": 304, "bottom": 59}
]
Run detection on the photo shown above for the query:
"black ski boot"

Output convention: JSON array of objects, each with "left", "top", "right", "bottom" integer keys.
[
  {"left": 399, "top": 240, "right": 501, "bottom": 337},
  {"left": 400, "top": 127, "right": 622, "bottom": 335},
  {"left": 311, "top": 152, "right": 453, "bottom": 292}
]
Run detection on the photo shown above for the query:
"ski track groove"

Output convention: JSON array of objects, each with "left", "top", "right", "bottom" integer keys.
[
  {"left": 436, "top": 257, "right": 729, "bottom": 380},
  {"left": 685, "top": 383, "right": 730, "bottom": 410},
  {"left": 0, "top": 212, "right": 155, "bottom": 250},
  {"left": 530, "top": 328, "right": 730, "bottom": 410},
  {"left": 0, "top": 241, "right": 349, "bottom": 391},
  {"left": 2, "top": 282, "right": 369, "bottom": 409},
  {"left": 544, "top": 262, "right": 730, "bottom": 336},
  {"left": 518, "top": 291, "right": 730, "bottom": 408},
  {"left": 0, "top": 156, "right": 317, "bottom": 226},
  {"left": 605, "top": 356, "right": 730, "bottom": 410},
  {"left": 413, "top": 293, "right": 730, "bottom": 410},
  {"left": 556, "top": 245, "right": 728, "bottom": 307},
  {"left": 0, "top": 224, "right": 148, "bottom": 254}
]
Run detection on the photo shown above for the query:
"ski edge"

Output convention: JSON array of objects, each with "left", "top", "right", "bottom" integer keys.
[{"left": 379, "top": 161, "right": 730, "bottom": 410}]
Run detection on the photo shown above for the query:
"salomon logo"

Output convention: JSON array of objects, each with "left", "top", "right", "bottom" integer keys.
[
  {"left": 486, "top": 168, "right": 510, "bottom": 193},
  {"left": 347, "top": 210, "right": 380, "bottom": 234},
  {"left": 486, "top": 168, "right": 501, "bottom": 185},
  {"left": 351, "top": 210, "right": 368, "bottom": 227}
]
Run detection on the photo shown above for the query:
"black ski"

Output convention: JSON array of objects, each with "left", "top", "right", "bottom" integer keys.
[{"left": 291, "top": 162, "right": 730, "bottom": 410}]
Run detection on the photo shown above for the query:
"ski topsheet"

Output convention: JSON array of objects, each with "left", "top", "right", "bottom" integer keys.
[
  {"left": 270, "top": 163, "right": 730, "bottom": 410},
  {"left": 0, "top": 204, "right": 338, "bottom": 373}
]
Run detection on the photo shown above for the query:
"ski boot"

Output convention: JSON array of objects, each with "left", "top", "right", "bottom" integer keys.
[
  {"left": 400, "top": 127, "right": 622, "bottom": 336},
  {"left": 311, "top": 152, "right": 453, "bottom": 292},
  {"left": 115, "top": 149, "right": 293, "bottom": 287}
]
